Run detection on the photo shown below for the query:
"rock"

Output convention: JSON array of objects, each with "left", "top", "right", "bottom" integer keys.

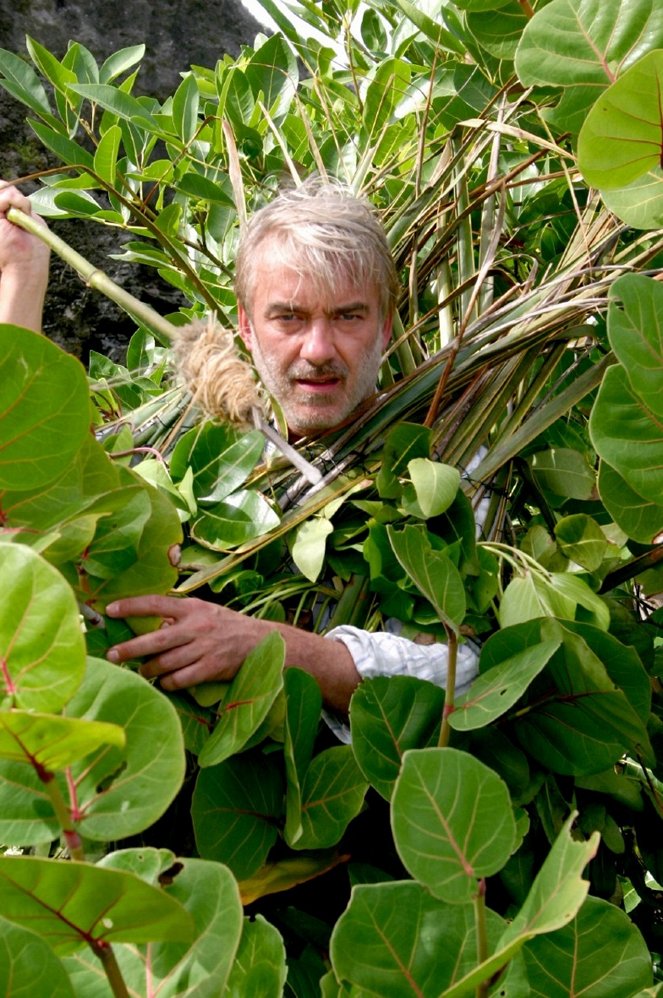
[{"left": 0, "top": 0, "right": 265, "bottom": 359}]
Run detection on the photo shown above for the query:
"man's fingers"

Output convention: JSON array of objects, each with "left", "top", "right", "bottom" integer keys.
[{"left": 105, "top": 594, "right": 186, "bottom": 619}]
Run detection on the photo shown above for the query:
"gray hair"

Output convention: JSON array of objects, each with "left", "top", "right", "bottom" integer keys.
[{"left": 235, "top": 176, "right": 398, "bottom": 319}]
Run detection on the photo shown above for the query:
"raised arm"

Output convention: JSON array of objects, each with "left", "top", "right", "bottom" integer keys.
[{"left": 0, "top": 183, "right": 50, "bottom": 333}]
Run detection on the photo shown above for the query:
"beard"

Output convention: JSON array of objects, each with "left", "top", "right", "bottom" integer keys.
[{"left": 251, "top": 333, "right": 384, "bottom": 436}]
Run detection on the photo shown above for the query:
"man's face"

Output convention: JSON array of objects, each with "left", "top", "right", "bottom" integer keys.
[{"left": 238, "top": 238, "right": 392, "bottom": 437}]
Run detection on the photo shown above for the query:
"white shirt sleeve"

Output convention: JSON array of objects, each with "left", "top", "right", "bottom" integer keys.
[{"left": 322, "top": 624, "right": 479, "bottom": 743}]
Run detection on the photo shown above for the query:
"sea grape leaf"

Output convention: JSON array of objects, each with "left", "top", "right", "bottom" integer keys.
[
  {"left": 387, "top": 524, "right": 466, "bottom": 633},
  {"left": 65, "top": 854, "right": 245, "bottom": 998},
  {"left": 225, "top": 914, "right": 287, "bottom": 997},
  {"left": 170, "top": 422, "right": 264, "bottom": 502},
  {"left": 67, "top": 657, "right": 185, "bottom": 838},
  {"left": 283, "top": 668, "right": 322, "bottom": 845},
  {"left": 554, "top": 514, "right": 615, "bottom": 573},
  {"left": 443, "top": 813, "right": 599, "bottom": 997},
  {"left": 392, "top": 747, "right": 517, "bottom": 903},
  {"left": 0, "top": 710, "right": 125, "bottom": 772},
  {"left": 0, "top": 855, "right": 193, "bottom": 955},
  {"left": 330, "top": 880, "right": 506, "bottom": 997},
  {"left": 0, "top": 542, "right": 86, "bottom": 712},
  {"left": 578, "top": 50, "right": 663, "bottom": 190},
  {"left": 198, "top": 631, "right": 285, "bottom": 767},
  {"left": 607, "top": 274, "right": 663, "bottom": 419},
  {"left": 191, "top": 489, "right": 280, "bottom": 550},
  {"left": 515, "top": 0, "right": 663, "bottom": 89},
  {"left": 0, "top": 324, "right": 91, "bottom": 490},
  {"left": 590, "top": 364, "right": 663, "bottom": 507},
  {"left": 600, "top": 170, "right": 663, "bottom": 230},
  {"left": 376, "top": 422, "right": 431, "bottom": 499},
  {"left": 449, "top": 634, "right": 561, "bottom": 732},
  {"left": 290, "top": 516, "right": 334, "bottom": 582},
  {"left": 598, "top": 460, "right": 663, "bottom": 544},
  {"left": 401, "top": 458, "right": 460, "bottom": 519},
  {"left": 192, "top": 751, "right": 284, "bottom": 879},
  {"left": 296, "top": 745, "right": 369, "bottom": 850},
  {"left": 521, "top": 895, "right": 653, "bottom": 996},
  {"left": 0, "top": 917, "right": 74, "bottom": 997},
  {"left": 350, "top": 675, "right": 445, "bottom": 800}
]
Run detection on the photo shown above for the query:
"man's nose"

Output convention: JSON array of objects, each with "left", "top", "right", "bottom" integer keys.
[{"left": 299, "top": 320, "right": 337, "bottom": 365}]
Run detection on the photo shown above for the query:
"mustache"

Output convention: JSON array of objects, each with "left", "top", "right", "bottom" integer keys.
[{"left": 289, "top": 363, "right": 348, "bottom": 379}]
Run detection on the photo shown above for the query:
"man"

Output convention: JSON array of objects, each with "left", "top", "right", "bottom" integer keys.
[
  {"left": 0, "top": 183, "right": 50, "bottom": 332},
  {"left": 0, "top": 177, "right": 479, "bottom": 719}
]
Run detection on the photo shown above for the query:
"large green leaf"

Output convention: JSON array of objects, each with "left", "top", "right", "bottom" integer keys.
[
  {"left": 578, "top": 50, "right": 663, "bottom": 190},
  {"left": 0, "top": 542, "right": 86, "bottom": 712},
  {"left": 0, "top": 855, "right": 193, "bottom": 955},
  {"left": 225, "top": 914, "right": 288, "bottom": 997},
  {"left": 521, "top": 895, "right": 652, "bottom": 996},
  {"left": 350, "top": 675, "right": 444, "bottom": 800},
  {"left": 192, "top": 751, "right": 284, "bottom": 879},
  {"left": 607, "top": 274, "right": 663, "bottom": 419},
  {"left": 387, "top": 525, "right": 466, "bottom": 633},
  {"left": 392, "top": 747, "right": 517, "bottom": 903},
  {"left": 198, "top": 631, "right": 285, "bottom": 767},
  {"left": 191, "top": 489, "right": 280, "bottom": 550},
  {"left": 64, "top": 853, "right": 246, "bottom": 998},
  {"left": 601, "top": 169, "right": 663, "bottom": 229},
  {"left": 590, "top": 364, "right": 663, "bottom": 508},
  {"left": 283, "top": 668, "right": 322, "bottom": 846},
  {"left": 0, "top": 710, "right": 124, "bottom": 772},
  {"left": 515, "top": 0, "right": 663, "bottom": 89},
  {"left": 169, "top": 423, "right": 265, "bottom": 502},
  {"left": 330, "top": 881, "right": 506, "bottom": 997},
  {"left": 443, "top": 814, "right": 599, "bottom": 997},
  {"left": 449, "top": 634, "right": 561, "bottom": 732},
  {"left": 598, "top": 459, "right": 663, "bottom": 544},
  {"left": 402, "top": 459, "right": 460, "bottom": 519},
  {"left": 0, "top": 325, "right": 91, "bottom": 490},
  {"left": 296, "top": 745, "right": 368, "bottom": 850},
  {"left": 0, "top": 917, "right": 74, "bottom": 997}
]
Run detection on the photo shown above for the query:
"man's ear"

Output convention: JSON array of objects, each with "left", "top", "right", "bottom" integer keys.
[
  {"left": 238, "top": 305, "right": 253, "bottom": 348},
  {"left": 381, "top": 312, "right": 393, "bottom": 349}
]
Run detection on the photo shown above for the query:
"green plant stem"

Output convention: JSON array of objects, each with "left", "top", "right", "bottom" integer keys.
[
  {"left": 474, "top": 879, "right": 489, "bottom": 998},
  {"left": 90, "top": 941, "right": 131, "bottom": 998},
  {"left": 438, "top": 627, "right": 458, "bottom": 747},
  {"left": 42, "top": 775, "right": 85, "bottom": 862},
  {"left": 7, "top": 207, "right": 178, "bottom": 344}
]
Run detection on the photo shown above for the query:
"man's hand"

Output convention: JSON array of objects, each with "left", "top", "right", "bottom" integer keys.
[
  {"left": 105, "top": 593, "right": 361, "bottom": 713},
  {"left": 0, "top": 182, "right": 50, "bottom": 332},
  {"left": 105, "top": 595, "right": 273, "bottom": 691}
]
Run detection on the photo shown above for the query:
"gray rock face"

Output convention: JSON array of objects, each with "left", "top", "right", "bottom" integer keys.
[{"left": 0, "top": 0, "right": 265, "bottom": 359}]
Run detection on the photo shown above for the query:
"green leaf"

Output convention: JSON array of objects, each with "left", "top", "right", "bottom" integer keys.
[
  {"left": 225, "top": 914, "right": 288, "bottom": 996},
  {"left": 392, "top": 747, "right": 517, "bottom": 903},
  {"left": 350, "top": 676, "right": 444, "bottom": 800},
  {"left": 28, "top": 118, "right": 94, "bottom": 169},
  {"left": 390, "top": 0, "right": 466, "bottom": 55},
  {"left": 590, "top": 364, "right": 663, "bottom": 507},
  {"left": 0, "top": 48, "right": 57, "bottom": 124},
  {"left": 0, "top": 855, "right": 193, "bottom": 954},
  {"left": 403, "top": 459, "right": 460, "bottom": 518},
  {"left": 376, "top": 422, "right": 431, "bottom": 500},
  {"left": 170, "top": 423, "right": 264, "bottom": 501},
  {"left": 290, "top": 516, "right": 334, "bottom": 582},
  {"left": 172, "top": 72, "right": 200, "bottom": 143},
  {"left": 0, "top": 710, "right": 125, "bottom": 772},
  {"left": 283, "top": 668, "right": 322, "bottom": 846},
  {"left": 578, "top": 50, "right": 663, "bottom": 189},
  {"left": 330, "top": 881, "right": 506, "bottom": 997},
  {"left": 99, "top": 45, "right": 146, "bottom": 84},
  {"left": 245, "top": 33, "right": 299, "bottom": 117},
  {"left": 192, "top": 489, "right": 280, "bottom": 549},
  {"left": 0, "top": 543, "right": 86, "bottom": 712},
  {"left": 499, "top": 571, "right": 609, "bottom": 630},
  {"left": 0, "top": 325, "right": 91, "bottom": 490},
  {"left": 0, "top": 917, "right": 74, "bottom": 997},
  {"left": 600, "top": 169, "right": 663, "bottom": 229},
  {"left": 67, "top": 83, "right": 165, "bottom": 133},
  {"left": 68, "top": 854, "right": 246, "bottom": 998},
  {"left": 198, "top": 631, "right": 285, "bottom": 767},
  {"left": 93, "top": 123, "right": 122, "bottom": 185},
  {"left": 516, "top": 0, "right": 663, "bottom": 89},
  {"left": 387, "top": 525, "right": 466, "bottom": 633},
  {"left": 296, "top": 745, "right": 368, "bottom": 850},
  {"left": 449, "top": 635, "right": 561, "bottom": 732},
  {"left": 443, "top": 813, "right": 599, "bottom": 997},
  {"left": 554, "top": 514, "right": 614, "bottom": 573},
  {"left": 521, "top": 895, "right": 653, "bottom": 996},
  {"left": 527, "top": 447, "right": 596, "bottom": 501},
  {"left": 192, "top": 751, "right": 284, "bottom": 879},
  {"left": 598, "top": 459, "right": 663, "bottom": 544},
  {"left": 607, "top": 273, "right": 663, "bottom": 418}
]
